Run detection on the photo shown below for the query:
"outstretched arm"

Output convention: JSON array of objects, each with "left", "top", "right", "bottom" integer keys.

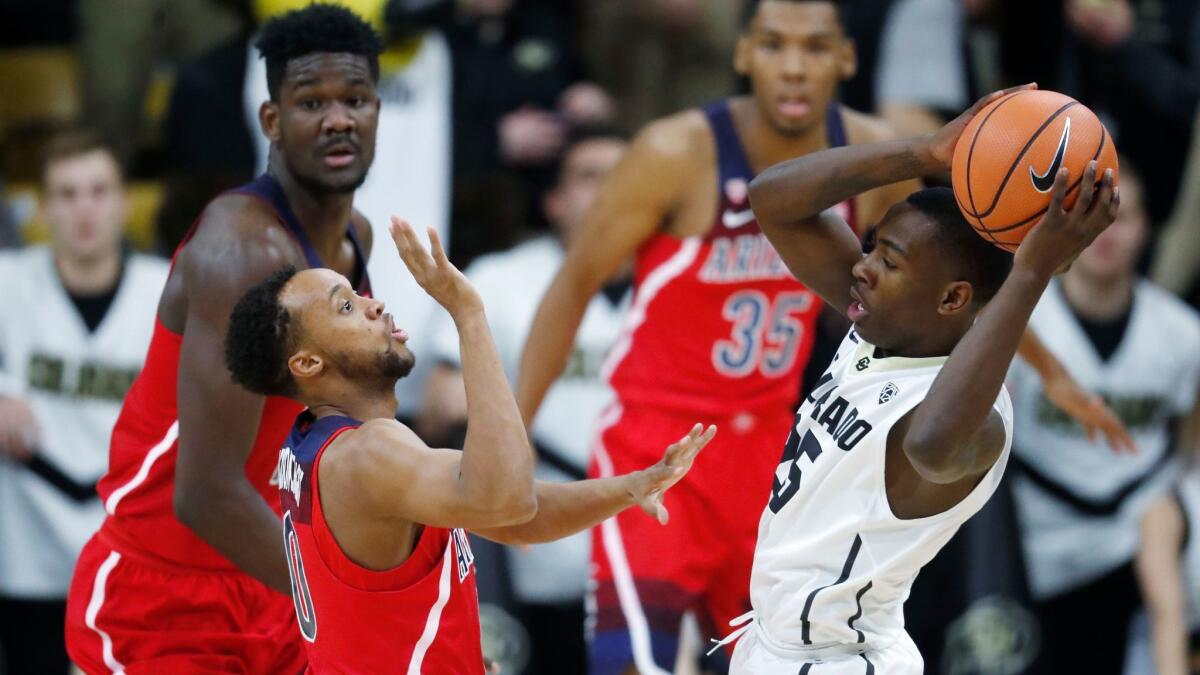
[{"left": 475, "top": 424, "right": 716, "bottom": 545}]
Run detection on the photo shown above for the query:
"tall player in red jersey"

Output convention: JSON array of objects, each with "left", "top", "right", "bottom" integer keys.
[
  {"left": 223, "top": 218, "right": 716, "bottom": 674},
  {"left": 65, "top": 6, "right": 384, "bottom": 673},
  {"left": 517, "top": 3, "right": 918, "bottom": 672},
  {"left": 517, "top": 2, "right": 1132, "bottom": 673}
]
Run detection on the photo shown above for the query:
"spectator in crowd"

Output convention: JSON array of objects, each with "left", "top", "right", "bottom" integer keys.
[
  {"left": 419, "top": 128, "right": 630, "bottom": 674},
  {"left": 78, "top": 0, "right": 247, "bottom": 164},
  {"left": 0, "top": 132, "right": 168, "bottom": 674},
  {"left": 1064, "top": 0, "right": 1200, "bottom": 225},
  {"left": 1007, "top": 165, "right": 1200, "bottom": 674},
  {"left": 0, "top": 180, "right": 18, "bottom": 248}
]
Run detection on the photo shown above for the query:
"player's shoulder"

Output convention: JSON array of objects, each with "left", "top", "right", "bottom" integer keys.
[
  {"left": 840, "top": 106, "right": 903, "bottom": 144},
  {"left": 178, "top": 193, "right": 301, "bottom": 288},
  {"left": 1137, "top": 280, "right": 1200, "bottom": 343},
  {"left": 633, "top": 108, "right": 714, "bottom": 164},
  {"left": 326, "top": 419, "right": 424, "bottom": 480}
]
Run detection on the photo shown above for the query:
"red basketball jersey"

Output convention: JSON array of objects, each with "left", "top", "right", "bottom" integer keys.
[
  {"left": 278, "top": 413, "right": 484, "bottom": 674},
  {"left": 95, "top": 174, "right": 371, "bottom": 569},
  {"left": 604, "top": 101, "right": 856, "bottom": 418}
]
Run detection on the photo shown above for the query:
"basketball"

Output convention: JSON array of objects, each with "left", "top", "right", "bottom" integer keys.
[{"left": 951, "top": 90, "right": 1119, "bottom": 252}]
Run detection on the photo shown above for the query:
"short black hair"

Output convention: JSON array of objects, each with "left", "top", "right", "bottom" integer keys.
[
  {"left": 906, "top": 187, "right": 1013, "bottom": 304},
  {"left": 225, "top": 266, "right": 301, "bottom": 397},
  {"left": 742, "top": 0, "right": 844, "bottom": 29},
  {"left": 255, "top": 3, "right": 384, "bottom": 101}
]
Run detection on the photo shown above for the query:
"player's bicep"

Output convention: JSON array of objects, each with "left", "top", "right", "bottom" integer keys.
[
  {"left": 764, "top": 210, "right": 861, "bottom": 317},
  {"left": 348, "top": 425, "right": 512, "bottom": 530}
]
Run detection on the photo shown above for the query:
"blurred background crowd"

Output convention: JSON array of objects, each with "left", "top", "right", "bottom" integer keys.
[{"left": 0, "top": 0, "right": 1197, "bottom": 673}]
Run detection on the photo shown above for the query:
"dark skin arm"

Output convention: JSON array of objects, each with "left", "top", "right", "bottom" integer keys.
[
  {"left": 172, "top": 199, "right": 306, "bottom": 593},
  {"left": 750, "top": 85, "right": 1122, "bottom": 487}
]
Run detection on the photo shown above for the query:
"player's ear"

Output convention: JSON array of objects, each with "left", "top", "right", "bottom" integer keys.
[
  {"left": 289, "top": 351, "right": 324, "bottom": 381},
  {"left": 260, "top": 101, "right": 281, "bottom": 144},
  {"left": 937, "top": 280, "right": 973, "bottom": 316},
  {"left": 838, "top": 36, "right": 858, "bottom": 81},
  {"left": 734, "top": 32, "right": 752, "bottom": 76}
]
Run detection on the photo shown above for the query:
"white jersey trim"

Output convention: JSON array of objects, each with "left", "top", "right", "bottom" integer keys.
[
  {"left": 592, "top": 403, "right": 671, "bottom": 675},
  {"left": 103, "top": 421, "right": 179, "bottom": 516},
  {"left": 84, "top": 551, "right": 125, "bottom": 674},
  {"left": 600, "top": 237, "right": 702, "bottom": 383},
  {"left": 407, "top": 536, "right": 454, "bottom": 674}
]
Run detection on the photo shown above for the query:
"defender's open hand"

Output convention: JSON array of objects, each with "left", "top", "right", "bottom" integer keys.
[
  {"left": 390, "top": 217, "right": 482, "bottom": 316},
  {"left": 629, "top": 423, "right": 717, "bottom": 525}
]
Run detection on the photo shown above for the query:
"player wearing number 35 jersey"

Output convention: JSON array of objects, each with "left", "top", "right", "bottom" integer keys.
[{"left": 724, "top": 85, "right": 1123, "bottom": 673}]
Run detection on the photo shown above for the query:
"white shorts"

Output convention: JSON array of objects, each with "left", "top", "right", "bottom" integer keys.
[{"left": 729, "top": 625, "right": 924, "bottom": 675}]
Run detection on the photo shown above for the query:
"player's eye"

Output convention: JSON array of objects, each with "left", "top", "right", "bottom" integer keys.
[
  {"left": 301, "top": 99, "right": 321, "bottom": 111},
  {"left": 882, "top": 257, "right": 897, "bottom": 271},
  {"left": 341, "top": 300, "right": 352, "bottom": 313},
  {"left": 347, "top": 96, "right": 364, "bottom": 107}
]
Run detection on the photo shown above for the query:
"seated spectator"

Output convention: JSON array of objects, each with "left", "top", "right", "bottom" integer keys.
[
  {"left": 0, "top": 132, "right": 168, "bottom": 675},
  {"left": 419, "top": 128, "right": 629, "bottom": 674},
  {"left": 1007, "top": 165, "right": 1200, "bottom": 674}
]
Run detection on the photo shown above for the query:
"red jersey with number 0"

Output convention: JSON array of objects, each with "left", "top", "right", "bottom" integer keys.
[
  {"left": 603, "top": 101, "right": 856, "bottom": 417},
  {"left": 278, "top": 413, "right": 484, "bottom": 674}
]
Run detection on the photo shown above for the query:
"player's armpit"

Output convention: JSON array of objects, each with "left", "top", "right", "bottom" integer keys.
[{"left": 333, "top": 420, "right": 538, "bottom": 531}]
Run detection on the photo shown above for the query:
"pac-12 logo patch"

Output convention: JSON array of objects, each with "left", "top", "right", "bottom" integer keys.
[{"left": 879, "top": 382, "right": 899, "bottom": 404}]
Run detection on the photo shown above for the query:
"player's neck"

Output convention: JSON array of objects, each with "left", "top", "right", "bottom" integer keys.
[
  {"left": 1061, "top": 271, "right": 1134, "bottom": 322},
  {"left": 269, "top": 161, "right": 356, "bottom": 259},
  {"left": 308, "top": 387, "right": 399, "bottom": 424},
  {"left": 731, "top": 97, "right": 831, "bottom": 172},
  {"left": 53, "top": 247, "right": 122, "bottom": 296}
]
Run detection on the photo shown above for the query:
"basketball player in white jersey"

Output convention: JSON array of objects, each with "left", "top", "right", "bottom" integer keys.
[
  {"left": 0, "top": 132, "right": 167, "bottom": 674},
  {"left": 720, "top": 85, "right": 1121, "bottom": 673}
]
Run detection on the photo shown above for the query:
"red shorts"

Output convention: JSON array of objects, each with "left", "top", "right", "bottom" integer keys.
[
  {"left": 65, "top": 525, "right": 304, "bottom": 674},
  {"left": 587, "top": 402, "right": 793, "bottom": 674}
]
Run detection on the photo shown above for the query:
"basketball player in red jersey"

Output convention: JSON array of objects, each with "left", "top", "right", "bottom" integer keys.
[
  {"left": 222, "top": 217, "right": 716, "bottom": 674},
  {"left": 64, "top": 6, "right": 384, "bottom": 673},
  {"left": 516, "top": 2, "right": 1130, "bottom": 673}
]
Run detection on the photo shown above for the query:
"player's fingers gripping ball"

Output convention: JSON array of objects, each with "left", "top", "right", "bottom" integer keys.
[{"left": 952, "top": 89, "right": 1119, "bottom": 252}]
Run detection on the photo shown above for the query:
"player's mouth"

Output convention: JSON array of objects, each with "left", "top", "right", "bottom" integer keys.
[
  {"left": 322, "top": 142, "right": 358, "bottom": 169},
  {"left": 778, "top": 96, "right": 811, "bottom": 121},
  {"left": 848, "top": 286, "right": 870, "bottom": 323},
  {"left": 385, "top": 313, "right": 408, "bottom": 343}
]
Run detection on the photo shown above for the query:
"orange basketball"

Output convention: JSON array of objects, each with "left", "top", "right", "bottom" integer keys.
[{"left": 951, "top": 90, "right": 1118, "bottom": 252}]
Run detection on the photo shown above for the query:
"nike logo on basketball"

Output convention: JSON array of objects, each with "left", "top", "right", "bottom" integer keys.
[
  {"left": 722, "top": 208, "right": 756, "bottom": 229},
  {"left": 1030, "top": 117, "right": 1072, "bottom": 193}
]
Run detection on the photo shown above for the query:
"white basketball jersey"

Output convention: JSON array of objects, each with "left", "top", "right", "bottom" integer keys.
[
  {"left": 748, "top": 329, "right": 1012, "bottom": 654},
  {"left": 0, "top": 247, "right": 167, "bottom": 596},
  {"left": 1009, "top": 280, "right": 1200, "bottom": 598}
]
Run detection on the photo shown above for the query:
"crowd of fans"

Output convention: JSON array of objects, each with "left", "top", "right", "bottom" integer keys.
[{"left": 0, "top": 0, "right": 1197, "bottom": 673}]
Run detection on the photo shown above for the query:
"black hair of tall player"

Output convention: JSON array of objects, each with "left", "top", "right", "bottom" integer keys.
[
  {"left": 226, "top": 265, "right": 301, "bottom": 397},
  {"left": 255, "top": 3, "right": 384, "bottom": 102}
]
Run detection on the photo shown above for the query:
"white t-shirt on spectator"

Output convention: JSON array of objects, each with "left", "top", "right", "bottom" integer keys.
[{"left": 0, "top": 246, "right": 167, "bottom": 597}]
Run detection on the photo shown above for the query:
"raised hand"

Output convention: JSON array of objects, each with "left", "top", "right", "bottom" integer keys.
[
  {"left": 389, "top": 216, "right": 482, "bottom": 317},
  {"left": 925, "top": 83, "right": 1038, "bottom": 168},
  {"left": 1042, "top": 369, "right": 1138, "bottom": 454},
  {"left": 628, "top": 423, "right": 717, "bottom": 525},
  {"left": 1015, "top": 162, "right": 1121, "bottom": 280}
]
